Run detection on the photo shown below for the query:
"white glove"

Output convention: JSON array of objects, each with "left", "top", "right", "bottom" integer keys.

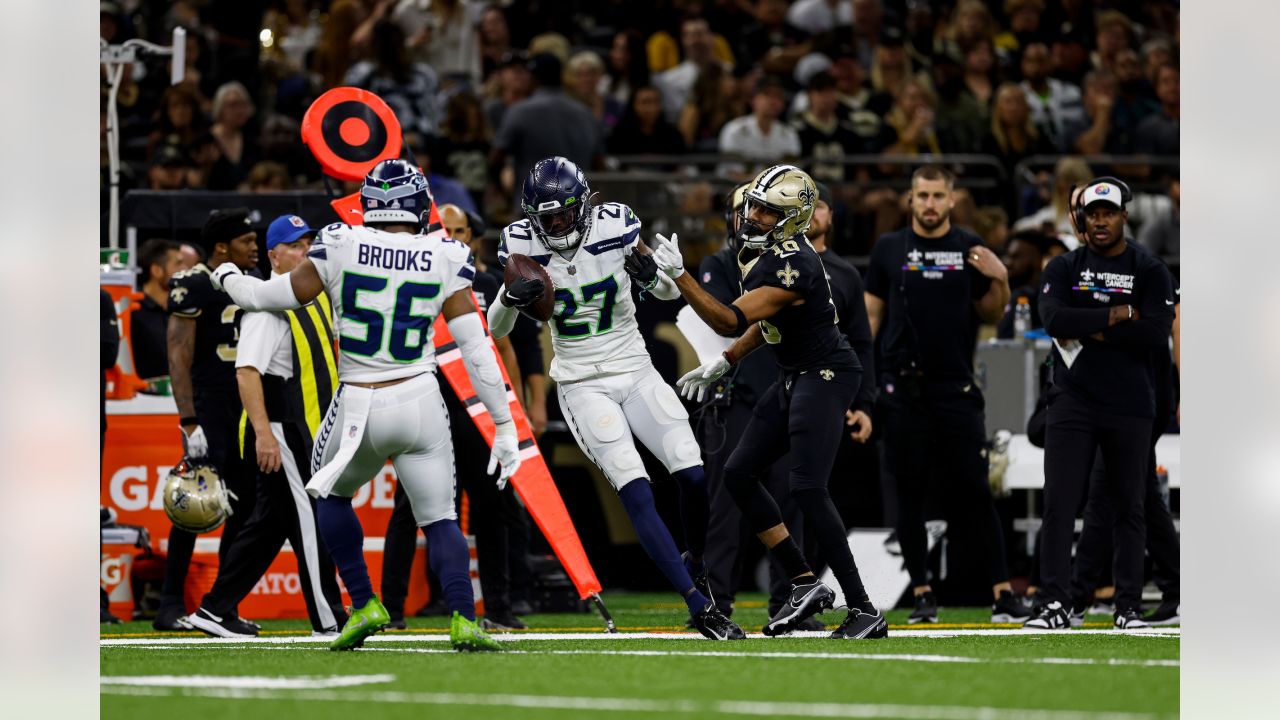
[
  {"left": 210, "top": 262, "right": 243, "bottom": 292},
  {"left": 651, "top": 233, "right": 686, "bottom": 279},
  {"left": 182, "top": 424, "right": 210, "bottom": 458},
  {"left": 487, "top": 421, "right": 522, "bottom": 489},
  {"left": 676, "top": 354, "right": 731, "bottom": 403}
]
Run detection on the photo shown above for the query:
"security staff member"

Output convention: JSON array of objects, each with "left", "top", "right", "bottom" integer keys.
[
  {"left": 864, "top": 165, "right": 1028, "bottom": 625},
  {"left": 695, "top": 185, "right": 808, "bottom": 623},
  {"left": 1028, "top": 178, "right": 1175, "bottom": 630},
  {"left": 185, "top": 215, "right": 347, "bottom": 638},
  {"left": 380, "top": 204, "right": 532, "bottom": 630},
  {"left": 156, "top": 208, "right": 260, "bottom": 631}
]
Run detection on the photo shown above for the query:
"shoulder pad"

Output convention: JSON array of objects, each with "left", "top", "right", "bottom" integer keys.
[
  {"left": 498, "top": 219, "right": 536, "bottom": 267},
  {"left": 584, "top": 203, "right": 641, "bottom": 255}
]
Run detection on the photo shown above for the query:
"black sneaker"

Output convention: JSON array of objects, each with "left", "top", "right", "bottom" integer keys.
[
  {"left": 1023, "top": 600, "right": 1071, "bottom": 630},
  {"left": 481, "top": 613, "right": 529, "bottom": 631},
  {"left": 692, "top": 604, "right": 746, "bottom": 641},
  {"left": 762, "top": 579, "right": 835, "bottom": 637},
  {"left": 830, "top": 608, "right": 888, "bottom": 639},
  {"left": 1142, "top": 601, "right": 1180, "bottom": 626},
  {"left": 386, "top": 618, "right": 407, "bottom": 630},
  {"left": 991, "top": 591, "right": 1032, "bottom": 623},
  {"left": 152, "top": 603, "right": 194, "bottom": 632},
  {"left": 1114, "top": 608, "right": 1151, "bottom": 630},
  {"left": 908, "top": 591, "right": 938, "bottom": 624},
  {"left": 682, "top": 551, "right": 714, "bottom": 606},
  {"left": 187, "top": 606, "right": 260, "bottom": 639}
]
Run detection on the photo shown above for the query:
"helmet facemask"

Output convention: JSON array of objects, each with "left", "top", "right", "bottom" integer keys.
[
  {"left": 737, "top": 197, "right": 794, "bottom": 250},
  {"left": 527, "top": 195, "right": 591, "bottom": 252}
]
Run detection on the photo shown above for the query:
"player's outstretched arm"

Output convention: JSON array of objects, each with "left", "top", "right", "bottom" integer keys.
[
  {"left": 653, "top": 233, "right": 795, "bottom": 334},
  {"left": 443, "top": 289, "right": 521, "bottom": 486},
  {"left": 624, "top": 243, "right": 679, "bottom": 300},
  {"left": 211, "top": 259, "right": 323, "bottom": 311}
]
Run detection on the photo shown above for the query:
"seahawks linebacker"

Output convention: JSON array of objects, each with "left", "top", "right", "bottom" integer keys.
[
  {"left": 211, "top": 159, "right": 520, "bottom": 652},
  {"left": 488, "top": 156, "right": 743, "bottom": 641},
  {"left": 658, "top": 164, "right": 887, "bottom": 639}
]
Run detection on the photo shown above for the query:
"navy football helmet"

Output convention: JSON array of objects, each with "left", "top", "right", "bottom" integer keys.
[
  {"left": 521, "top": 157, "right": 593, "bottom": 252},
  {"left": 361, "top": 159, "right": 433, "bottom": 229}
]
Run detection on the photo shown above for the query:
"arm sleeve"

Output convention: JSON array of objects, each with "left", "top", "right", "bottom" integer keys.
[
  {"left": 1101, "top": 259, "right": 1176, "bottom": 349},
  {"left": 234, "top": 312, "right": 288, "bottom": 373},
  {"left": 1036, "top": 257, "right": 1112, "bottom": 338},
  {"left": 222, "top": 271, "right": 304, "bottom": 312},
  {"left": 486, "top": 289, "right": 519, "bottom": 339},
  {"left": 447, "top": 312, "right": 513, "bottom": 425}
]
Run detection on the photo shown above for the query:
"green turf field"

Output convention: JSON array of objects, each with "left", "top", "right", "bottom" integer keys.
[{"left": 101, "top": 593, "right": 1178, "bottom": 719}]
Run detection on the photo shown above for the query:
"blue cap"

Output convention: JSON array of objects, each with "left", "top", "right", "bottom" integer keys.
[{"left": 266, "top": 215, "right": 315, "bottom": 250}]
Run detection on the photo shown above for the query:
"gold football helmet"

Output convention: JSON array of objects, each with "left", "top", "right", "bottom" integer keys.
[
  {"left": 162, "top": 459, "right": 236, "bottom": 534},
  {"left": 737, "top": 165, "right": 817, "bottom": 250}
]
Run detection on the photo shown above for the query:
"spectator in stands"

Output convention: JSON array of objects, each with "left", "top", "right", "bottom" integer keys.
[
  {"left": 1015, "top": 156, "right": 1092, "bottom": 239},
  {"left": 148, "top": 84, "right": 205, "bottom": 162},
  {"left": 996, "top": 229, "right": 1048, "bottom": 338},
  {"left": 187, "top": 131, "right": 237, "bottom": 190},
  {"left": 973, "top": 205, "right": 1010, "bottom": 251},
  {"left": 429, "top": 92, "right": 492, "bottom": 213},
  {"left": 884, "top": 80, "right": 941, "bottom": 156},
  {"left": 792, "top": 71, "right": 864, "bottom": 184},
  {"left": 132, "top": 239, "right": 181, "bottom": 380},
  {"left": 1112, "top": 48, "right": 1160, "bottom": 133},
  {"left": 962, "top": 37, "right": 1000, "bottom": 112},
  {"left": 261, "top": 0, "right": 323, "bottom": 75},
  {"left": 393, "top": 0, "right": 481, "bottom": 88},
  {"left": 1137, "top": 175, "right": 1179, "bottom": 259},
  {"left": 1061, "top": 70, "right": 1128, "bottom": 155},
  {"left": 177, "top": 242, "right": 203, "bottom": 272},
  {"left": 312, "top": 0, "right": 367, "bottom": 90},
  {"left": 209, "top": 81, "right": 259, "bottom": 187},
  {"left": 478, "top": 5, "right": 513, "bottom": 82},
  {"left": 1135, "top": 65, "right": 1179, "bottom": 156},
  {"left": 937, "top": 0, "right": 996, "bottom": 61},
  {"left": 1020, "top": 41, "right": 1085, "bottom": 151},
  {"left": 981, "top": 83, "right": 1055, "bottom": 206},
  {"left": 491, "top": 53, "right": 604, "bottom": 199},
  {"left": 601, "top": 30, "right": 650, "bottom": 108},
  {"left": 529, "top": 31, "right": 572, "bottom": 64},
  {"left": 787, "top": 0, "right": 852, "bottom": 37},
  {"left": 608, "top": 85, "right": 687, "bottom": 157},
  {"left": 484, "top": 51, "right": 532, "bottom": 132},
  {"left": 994, "top": 0, "right": 1046, "bottom": 54},
  {"left": 870, "top": 26, "right": 920, "bottom": 102},
  {"left": 1092, "top": 10, "right": 1134, "bottom": 74},
  {"left": 849, "top": 0, "right": 891, "bottom": 68},
  {"left": 240, "top": 161, "right": 290, "bottom": 192},
  {"left": 737, "top": 0, "right": 807, "bottom": 77},
  {"left": 677, "top": 63, "right": 742, "bottom": 152},
  {"left": 931, "top": 53, "right": 986, "bottom": 153},
  {"left": 655, "top": 18, "right": 726, "bottom": 122},
  {"left": 1142, "top": 38, "right": 1175, "bottom": 89},
  {"left": 258, "top": 114, "right": 314, "bottom": 187},
  {"left": 345, "top": 19, "right": 443, "bottom": 135},
  {"left": 647, "top": 12, "right": 734, "bottom": 75},
  {"left": 148, "top": 144, "right": 192, "bottom": 191},
  {"left": 566, "top": 51, "right": 623, "bottom": 130},
  {"left": 1050, "top": 26, "right": 1091, "bottom": 85},
  {"left": 717, "top": 75, "right": 800, "bottom": 167}
]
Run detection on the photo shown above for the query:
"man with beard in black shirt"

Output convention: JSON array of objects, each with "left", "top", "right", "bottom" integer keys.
[
  {"left": 864, "top": 165, "right": 1030, "bottom": 625},
  {"left": 154, "top": 208, "right": 260, "bottom": 631},
  {"left": 131, "top": 239, "right": 181, "bottom": 380},
  {"left": 1027, "top": 179, "right": 1177, "bottom": 630}
]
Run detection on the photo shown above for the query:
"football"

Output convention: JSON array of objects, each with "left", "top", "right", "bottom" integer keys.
[{"left": 503, "top": 253, "right": 555, "bottom": 322}]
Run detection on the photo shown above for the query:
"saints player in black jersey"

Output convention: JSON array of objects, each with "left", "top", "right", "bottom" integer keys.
[
  {"left": 654, "top": 165, "right": 886, "bottom": 640},
  {"left": 154, "top": 208, "right": 260, "bottom": 631}
]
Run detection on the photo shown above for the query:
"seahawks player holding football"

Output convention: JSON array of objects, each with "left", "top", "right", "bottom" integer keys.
[
  {"left": 659, "top": 164, "right": 887, "bottom": 639},
  {"left": 212, "top": 159, "right": 521, "bottom": 652},
  {"left": 488, "top": 156, "right": 743, "bottom": 641}
]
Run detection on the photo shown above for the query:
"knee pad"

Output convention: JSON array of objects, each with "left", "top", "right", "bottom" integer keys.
[
  {"left": 644, "top": 381, "right": 690, "bottom": 424},
  {"left": 603, "top": 445, "right": 645, "bottom": 483},
  {"left": 579, "top": 398, "right": 627, "bottom": 445},
  {"left": 662, "top": 429, "right": 703, "bottom": 470}
]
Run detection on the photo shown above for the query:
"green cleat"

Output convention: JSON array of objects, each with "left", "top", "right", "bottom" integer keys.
[
  {"left": 450, "top": 611, "right": 503, "bottom": 652},
  {"left": 330, "top": 596, "right": 391, "bottom": 651}
]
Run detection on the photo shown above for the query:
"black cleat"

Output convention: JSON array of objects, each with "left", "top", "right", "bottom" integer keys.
[
  {"left": 481, "top": 612, "right": 529, "bottom": 631},
  {"left": 152, "top": 603, "right": 194, "bottom": 632},
  {"left": 1023, "top": 600, "right": 1071, "bottom": 630},
  {"left": 386, "top": 618, "right": 408, "bottom": 630},
  {"left": 1142, "top": 601, "right": 1180, "bottom": 626},
  {"left": 683, "top": 551, "right": 714, "bottom": 606},
  {"left": 692, "top": 604, "right": 746, "bottom": 641},
  {"left": 991, "top": 590, "right": 1032, "bottom": 623},
  {"left": 762, "top": 579, "right": 835, "bottom": 637},
  {"left": 830, "top": 608, "right": 888, "bottom": 639},
  {"left": 908, "top": 591, "right": 938, "bottom": 624},
  {"left": 1113, "top": 608, "right": 1151, "bottom": 630},
  {"left": 186, "top": 607, "right": 260, "bottom": 639}
]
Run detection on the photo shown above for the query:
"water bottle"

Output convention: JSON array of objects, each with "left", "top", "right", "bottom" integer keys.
[{"left": 1014, "top": 296, "right": 1032, "bottom": 336}]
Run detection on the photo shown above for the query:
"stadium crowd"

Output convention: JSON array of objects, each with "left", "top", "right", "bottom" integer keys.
[{"left": 101, "top": 0, "right": 1180, "bottom": 634}]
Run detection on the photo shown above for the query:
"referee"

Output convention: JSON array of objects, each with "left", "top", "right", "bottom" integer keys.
[
  {"left": 864, "top": 165, "right": 1028, "bottom": 624},
  {"left": 184, "top": 215, "right": 348, "bottom": 638},
  {"left": 1028, "top": 178, "right": 1175, "bottom": 630}
]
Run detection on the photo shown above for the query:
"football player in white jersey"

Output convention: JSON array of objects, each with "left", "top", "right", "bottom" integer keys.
[
  {"left": 487, "top": 156, "right": 744, "bottom": 640},
  {"left": 212, "top": 159, "right": 519, "bottom": 652}
]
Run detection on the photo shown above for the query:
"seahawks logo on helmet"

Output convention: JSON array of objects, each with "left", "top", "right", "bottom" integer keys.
[{"left": 737, "top": 165, "right": 817, "bottom": 251}]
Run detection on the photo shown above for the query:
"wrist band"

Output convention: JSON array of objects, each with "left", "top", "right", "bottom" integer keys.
[
  {"left": 730, "top": 304, "right": 749, "bottom": 335},
  {"left": 179, "top": 416, "right": 198, "bottom": 427},
  {"left": 723, "top": 349, "right": 737, "bottom": 366}
]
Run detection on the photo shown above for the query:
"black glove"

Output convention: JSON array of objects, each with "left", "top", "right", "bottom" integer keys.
[
  {"left": 623, "top": 250, "right": 659, "bottom": 288},
  {"left": 502, "top": 276, "right": 545, "bottom": 307}
]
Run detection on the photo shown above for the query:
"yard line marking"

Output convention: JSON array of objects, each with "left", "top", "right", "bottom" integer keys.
[
  {"left": 100, "top": 627, "right": 1179, "bottom": 647},
  {"left": 99, "top": 674, "right": 395, "bottom": 689},
  {"left": 106, "top": 644, "right": 1179, "bottom": 668},
  {"left": 99, "top": 686, "right": 1173, "bottom": 720}
]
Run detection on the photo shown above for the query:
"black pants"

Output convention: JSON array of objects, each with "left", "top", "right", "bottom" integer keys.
[
  {"left": 723, "top": 367, "right": 868, "bottom": 604},
  {"left": 381, "top": 381, "right": 524, "bottom": 620},
  {"left": 161, "top": 387, "right": 254, "bottom": 610},
  {"left": 200, "top": 419, "right": 346, "bottom": 632},
  {"left": 882, "top": 378, "right": 1009, "bottom": 590},
  {"left": 700, "top": 397, "right": 804, "bottom": 616},
  {"left": 1071, "top": 427, "right": 1179, "bottom": 605},
  {"left": 1040, "top": 390, "right": 1151, "bottom": 612}
]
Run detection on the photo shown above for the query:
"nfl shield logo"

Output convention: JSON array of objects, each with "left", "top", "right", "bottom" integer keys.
[{"left": 289, "top": 215, "right": 306, "bottom": 227}]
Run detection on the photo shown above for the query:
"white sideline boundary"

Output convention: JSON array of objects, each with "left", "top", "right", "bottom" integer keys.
[
  {"left": 99, "top": 685, "right": 1174, "bottom": 720},
  {"left": 100, "top": 627, "right": 1179, "bottom": 647},
  {"left": 100, "top": 674, "right": 394, "bottom": 689}
]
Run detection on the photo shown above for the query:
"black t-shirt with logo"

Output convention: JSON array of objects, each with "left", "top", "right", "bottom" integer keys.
[
  {"left": 168, "top": 263, "right": 244, "bottom": 388},
  {"left": 1037, "top": 242, "right": 1175, "bottom": 418},
  {"left": 865, "top": 226, "right": 991, "bottom": 380},
  {"left": 741, "top": 235, "right": 858, "bottom": 373}
]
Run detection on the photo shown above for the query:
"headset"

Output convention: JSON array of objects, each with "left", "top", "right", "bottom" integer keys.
[{"left": 1071, "top": 176, "right": 1133, "bottom": 231}]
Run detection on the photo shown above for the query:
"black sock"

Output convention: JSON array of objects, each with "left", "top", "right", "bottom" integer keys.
[
  {"left": 793, "top": 487, "right": 869, "bottom": 606},
  {"left": 672, "top": 466, "right": 709, "bottom": 558},
  {"left": 768, "top": 536, "right": 812, "bottom": 581}
]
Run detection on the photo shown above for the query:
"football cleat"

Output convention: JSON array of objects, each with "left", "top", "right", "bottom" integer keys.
[
  {"left": 683, "top": 551, "right": 714, "bottom": 606},
  {"left": 830, "top": 608, "right": 889, "bottom": 639},
  {"left": 1142, "top": 601, "right": 1180, "bottom": 626},
  {"left": 330, "top": 596, "right": 390, "bottom": 651},
  {"left": 152, "top": 603, "right": 194, "bottom": 632},
  {"left": 908, "top": 591, "right": 938, "bottom": 624},
  {"left": 1069, "top": 602, "right": 1087, "bottom": 628},
  {"left": 1023, "top": 600, "right": 1071, "bottom": 630},
  {"left": 692, "top": 604, "right": 746, "bottom": 641},
  {"left": 1114, "top": 609, "right": 1151, "bottom": 631},
  {"left": 991, "top": 591, "right": 1033, "bottom": 623},
  {"left": 187, "top": 606, "right": 259, "bottom": 639},
  {"left": 451, "top": 611, "right": 503, "bottom": 652},
  {"left": 762, "top": 579, "right": 835, "bottom": 637}
]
